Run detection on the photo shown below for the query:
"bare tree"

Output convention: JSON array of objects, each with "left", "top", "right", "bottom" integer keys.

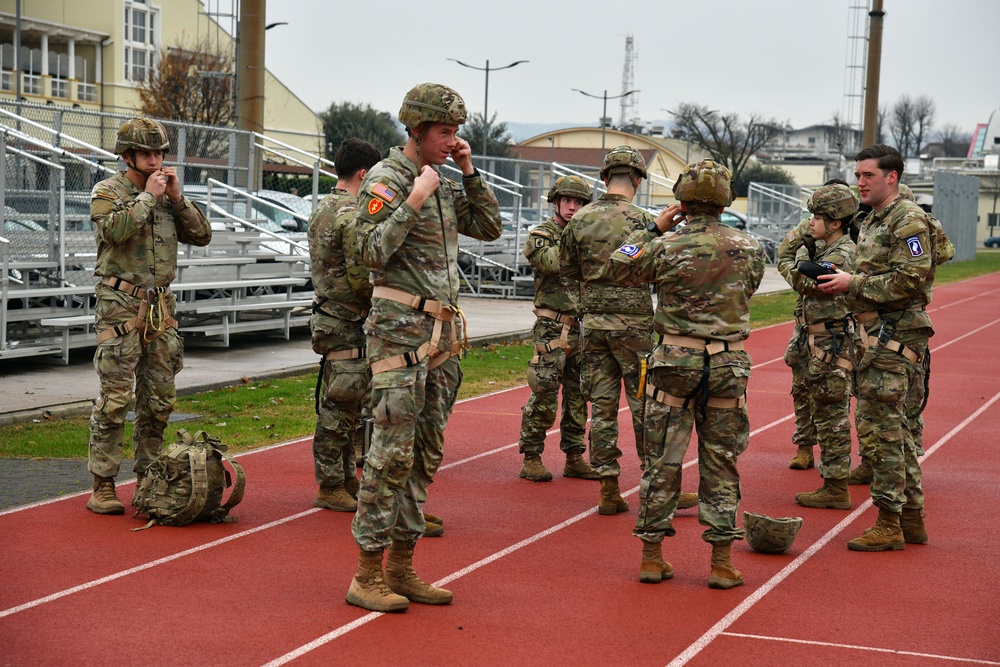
[
  {"left": 936, "top": 123, "right": 973, "bottom": 158},
  {"left": 912, "top": 95, "right": 936, "bottom": 156},
  {"left": 669, "top": 103, "right": 781, "bottom": 186},
  {"left": 828, "top": 110, "right": 856, "bottom": 155},
  {"left": 889, "top": 95, "right": 916, "bottom": 157},
  {"left": 876, "top": 105, "right": 887, "bottom": 145}
]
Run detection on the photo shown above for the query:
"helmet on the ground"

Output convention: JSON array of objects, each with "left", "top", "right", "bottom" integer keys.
[
  {"left": 398, "top": 83, "right": 467, "bottom": 130},
  {"left": 547, "top": 175, "right": 593, "bottom": 203},
  {"left": 114, "top": 118, "right": 170, "bottom": 155},
  {"left": 898, "top": 183, "right": 914, "bottom": 201},
  {"left": 600, "top": 145, "right": 647, "bottom": 181},
  {"left": 807, "top": 183, "right": 859, "bottom": 221},
  {"left": 672, "top": 159, "right": 733, "bottom": 207},
  {"left": 744, "top": 511, "right": 803, "bottom": 554}
]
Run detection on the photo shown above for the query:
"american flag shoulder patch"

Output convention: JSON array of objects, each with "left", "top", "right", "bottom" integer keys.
[
  {"left": 617, "top": 244, "right": 643, "bottom": 259},
  {"left": 370, "top": 182, "right": 397, "bottom": 204}
]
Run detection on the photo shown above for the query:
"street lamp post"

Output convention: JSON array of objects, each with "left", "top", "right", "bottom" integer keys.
[
  {"left": 448, "top": 58, "right": 528, "bottom": 157},
  {"left": 573, "top": 88, "right": 639, "bottom": 157}
]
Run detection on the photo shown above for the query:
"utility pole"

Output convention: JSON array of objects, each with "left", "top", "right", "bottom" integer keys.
[
  {"left": 862, "top": 0, "right": 884, "bottom": 149},
  {"left": 236, "top": 0, "right": 265, "bottom": 136}
]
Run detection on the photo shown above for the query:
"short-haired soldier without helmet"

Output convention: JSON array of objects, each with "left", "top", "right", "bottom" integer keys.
[
  {"left": 605, "top": 159, "right": 765, "bottom": 588},
  {"left": 86, "top": 118, "right": 211, "bottom": 515},
  {"left": 346, "top": 83, "right": 502, "bottom": 613}
]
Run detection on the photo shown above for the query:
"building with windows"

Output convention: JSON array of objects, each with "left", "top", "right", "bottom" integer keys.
[{"left": 0, "top": 0, "right": 322, "bottom": 154}]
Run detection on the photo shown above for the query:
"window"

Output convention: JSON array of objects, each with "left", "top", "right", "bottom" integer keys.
[{"left": 123, "top": 0, "right": 158, "bottom": 83}]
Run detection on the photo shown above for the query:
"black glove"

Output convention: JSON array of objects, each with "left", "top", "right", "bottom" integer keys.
[{"left": 797, "top": 260, "right": 836, "bottom": 281}]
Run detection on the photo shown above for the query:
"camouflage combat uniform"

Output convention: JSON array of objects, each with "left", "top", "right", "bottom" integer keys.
[
  {"left": 849, "top": 194, "right": 936, "bottom": 514},
  {"left": 777, "top": 220, "right": 857, "bottom": 480},
  {"left": 559, "top": 194, "right": 653, "bottom": 478},
  {"left": 517, "top": 217, "right": 587, "bottom": 458},
  {"left": 88, "top": 171, "right": 211, "bottom": 477},
  {"left": 308, "top": 188, "right": 372, "bottom": 491},
  {"left": 351, "top": 147, "right": 501, "bottom": 551},
  {"left": 607, "top": 212, "right": 764, "bottom": 545}
]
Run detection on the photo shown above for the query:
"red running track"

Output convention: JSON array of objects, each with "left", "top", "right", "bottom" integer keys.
[{"left": 2, "top": 274, "right": 1000, "bottom": 667}]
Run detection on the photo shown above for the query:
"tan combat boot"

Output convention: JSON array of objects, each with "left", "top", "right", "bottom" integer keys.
[
  {"left": 423, "top": 513, "right": 444, "bottom": 537},
  {"left": 86, "top": 475, "right": 125, "bottom": 515},
  {"left": 314, "top": 483, "right": 358, "bottom": 512},
  {"left": 598, "top": 477, "right": 629, "bottom": 515},
  {"left": 795, "top": 478, "right": 852, "bottom": 510},
  {"left": 519, "top": 454, "right": 553, "bottom": 482},
  {"left": 788, "top": 446, "right": 815, "bottom": 470},
  {"left": 708, "top": 543, "right": 744, "bottom": 589},
  {"left": 847, "top": 457, "right": 874, "bottom": 485},
  {"left": 677, "top": 492, "right": 699, "bottom": 510},
  {"left": 423, "top": 511, "right": 443, "bottom": 526},
  {"left": 343, "top": 475, "right": 360, "bottom": 500},
  {"left": 346, "top": 548, "right": 409, "bottom": 612},
  {"left": 563, "top": 452, "right": 600, "bottom": 479},
  {"left": 847, "top": 508, "right": 904, "bottom": 551},
  {"left": 384, "top": 540, "right": 453, "bottom": 605},
  {"left": 639, "top": 540, "right": 674, "bottom": 583},
  {"left": 900, "top": 508, "right": 928, "bottom": 544}
]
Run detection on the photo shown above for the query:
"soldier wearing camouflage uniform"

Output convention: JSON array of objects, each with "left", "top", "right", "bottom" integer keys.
[
  {"left": 818, "top": 145, "right": 938, "bottom": 551},
  {"left": 86, "top": 117, "right": 211, "bottom": 515},
  {"left": 606, "top": 160, "right": 764, "bottom": 589},
  {"left": 346, "top": 83, "right": 502, "bottom": 613},
  {"left": 776, "top": 183, "right": 859, "bottom": 510},
  {"left": 559, "top": 146, "right": 654, "bottom": 517},
  {"left": 307, "top": 139, "right": 381, "bottom": 513},
  {"left": 517, "top": 175, "right": 599, "bottom": 483}
]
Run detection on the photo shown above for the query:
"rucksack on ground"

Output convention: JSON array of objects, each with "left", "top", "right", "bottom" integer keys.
[{"left": 132, "top": 429, "right": 246, "bottom": 531}]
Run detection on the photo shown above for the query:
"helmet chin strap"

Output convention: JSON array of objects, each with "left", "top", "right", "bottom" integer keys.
[{"left": 125, "top": 152, "right": 156, "bottom": 179}]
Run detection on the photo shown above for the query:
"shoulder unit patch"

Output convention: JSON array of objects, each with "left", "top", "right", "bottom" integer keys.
[
  {"left": 617, "top": 244, "right": 643, "bottom": 259},
  {"left": 368, "top": 198, "right": 384, "bottom": 216},
  {"left": 905, "top": 236, "right": 924, "bottom": 257}
]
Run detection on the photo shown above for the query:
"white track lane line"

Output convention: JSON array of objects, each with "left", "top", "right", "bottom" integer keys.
[{"left": 665, "top": 389, "right": 1000, "bottom": 667}]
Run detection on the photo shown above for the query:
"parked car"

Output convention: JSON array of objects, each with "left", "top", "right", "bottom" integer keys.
[
  {"left": 3, "top": 190, "right": 94, "bottom": 231},
  {"left": 984, "top": 237, "right": 1000, "bottom": 248}
]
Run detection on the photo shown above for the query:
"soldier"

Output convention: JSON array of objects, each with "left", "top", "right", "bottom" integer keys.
[
  {"left": 307, "top": 139, "right": 381, "bottom": 513},
  {"left": 517, "top": 175, "right": 599, "bottom": 483},
  {"left": 818, "top": 144, "right": 936, "bottom": 551},
  {"left": 86, "top": 117, "right": 211, "bottom": 514},
  {"left": 606, "top": 160, "right": 764, "bottom": 588},
  {"left": 776, "top": 183, "right": 859, "bottom": 510},
  {"left": 346, "top": 83, "right": 502, "bottom": 612},
  {"left": 559, "top": 146, "right": 654, "bottom": 517}
]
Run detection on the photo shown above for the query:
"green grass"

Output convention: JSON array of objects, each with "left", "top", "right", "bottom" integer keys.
[{"left": 3, "top": 251, "right": 997, "bottom": 459}]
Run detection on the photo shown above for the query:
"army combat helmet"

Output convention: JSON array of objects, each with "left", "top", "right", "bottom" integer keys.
[
  {"left": 672, "top": 159, "right": 733, "bottom": 207},
  {"left": 547, "top": 175, "right": 593, "bottom": 204},
  {"left": 398, "top": 83, "right": 467, "bottom": 131},
  {"left": 743, "top": 511, "right": 803, "bottom": 554},
  {"left": 114, "top": 117, "right": 170, "bottom": 155},
  {"left": 600, "top": 145, "right": 647, "bottom": 187},
  {"left": 808, "top": 183, "right": 859, "bottom": 221}
]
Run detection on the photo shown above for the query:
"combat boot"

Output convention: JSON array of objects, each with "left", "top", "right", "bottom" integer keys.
[
  {"left": 795, "top": 478, "right": 852, "bottom": 510},
  {"left": 423, "top": 513, "right": 444, "bottom": 537},
  {"left": 900, "top": 508, "right": 928, "bottom": 544},
  {"left": 598, "top": 477, "right": 629, "bottom": 515},
  {"left": 677, "top": 492, "right": 699, "bottom": 510},
  {"left": 314, "top": 483, "right": 357, "bottom": 512},
  {"left": 346, "top": 548, "right": 409, "bottom": 612},
  {"left": 788, "top": 446, "right": 815, "bottom": 470},
  {"left": 639, "top": 540, "right": 674, "bottom": 583},
  {"left": 384, "top": 540, "right": 453, "bottom": 605},
  {"left": 563, "top": 452, "right": 599, "bottom": 479},
  {"left": 423, "top": 511, "right": 443, "bottom": 526},
  {"left": 343, "top": 475, "right": 360, "bottom": 500},
  {"left": 86, "top": 475, "right": 124, "bottom": 515},
  {"left": 847, "top": 457, "right": 874, "bottom": 485},
  {"left": 708, "top": 543, "right": 744, "bottom": 589},
  {"left": 847, "top": 508, "right": 904, "bottom": 552},
  {"left": 519, "top": 454, "right": 553, "bottom": 482}
]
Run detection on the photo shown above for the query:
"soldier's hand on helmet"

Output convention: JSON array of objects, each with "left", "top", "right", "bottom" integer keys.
[
  {"left": 160, "top": 166, "right": 182, "bottom": 202},
  {"left": 407, "top": 166, "right": 441, "bottom": 210},
  {"left": 145, "top": 170, "right": 168, "bottom": 198},
  {"left": 655, "top": 204, "right": 685, "bottom": 233},
  {"left": 816, "top": 268, "right": 851, "bottom": 293},
  {"left": 451, "top": 138, "right": 474, "bottom": 175}
]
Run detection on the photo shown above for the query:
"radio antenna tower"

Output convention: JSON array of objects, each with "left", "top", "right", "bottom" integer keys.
[
  {"left": 619, "top": 33, "right": 638, "bottom": 129},
  {"left": 842, "top": 1, "right": 869, "bottom": 147}
]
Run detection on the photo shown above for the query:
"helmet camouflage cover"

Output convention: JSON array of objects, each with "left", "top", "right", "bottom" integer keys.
[
  {"left": 547, "top": 175, "right": 593, "bottom": 203},
  {"left": 114, "top": 117, "right": 170, "bottom": 155},
  {"left": 672, "top": 159, "right": 733, "bottom": 207},
  {"left": 808, "top": 183, "right": 859, "bottom": 220},
  {"left": 744, "top": 511, "right": 803, "bottom": 554},
  {"left": 398, "top": 83, "right": 467, "bottom": 130},
  {"left": 600, "top": 145, "right": 648, "bottom": 181}
]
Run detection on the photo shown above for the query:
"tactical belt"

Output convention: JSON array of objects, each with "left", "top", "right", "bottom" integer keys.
[
  {"left": 533, "top": 307, "right": 578, "bottom": 355},
  {"left": 324, "top": 347, "right": 367, "bottom": 361},
  {"left": 651, "top": 333, "right": 748, "bottom": 413},
  {"left": 794, "top": 315, "right": 853, "bottom": 371},
  {"left": 313, "top": 297, "right": 369, "bottom": 319},
  {"left": 95, "top": 276, "right": 177, "bottom": 344},
  {"left": 368, "top": 286, "right": 464, "bottom": 375}
]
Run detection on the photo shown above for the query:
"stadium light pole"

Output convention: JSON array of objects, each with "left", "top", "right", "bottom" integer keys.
[
  {"left": 448, "top": 58, "right": 528, "bottom": 157},
  {"left": 573, "top": 88, "right": 639, "bottom": 157}
]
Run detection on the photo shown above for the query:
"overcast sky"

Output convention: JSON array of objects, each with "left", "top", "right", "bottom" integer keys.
[{"left": 210, "top": 0, "right": 998, "bottom": 138}]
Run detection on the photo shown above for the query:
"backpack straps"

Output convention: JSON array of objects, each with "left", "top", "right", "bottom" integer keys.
[{"left": 170, "top": 446, "right": 210, "bottom": 526}]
